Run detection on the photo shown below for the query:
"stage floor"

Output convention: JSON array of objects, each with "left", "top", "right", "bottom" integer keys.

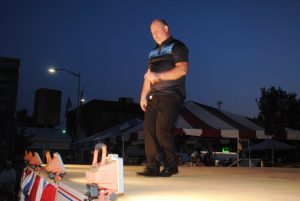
[{"left": 62, "top": 165, "right": 300, "bottom": 201}]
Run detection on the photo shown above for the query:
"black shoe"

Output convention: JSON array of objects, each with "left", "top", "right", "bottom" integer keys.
[
  {"left": 137, "top": 167, "right": 159, "bottom": 177},
  {"left": 160, "top": 167, "right": 179, "bottom": 177}
]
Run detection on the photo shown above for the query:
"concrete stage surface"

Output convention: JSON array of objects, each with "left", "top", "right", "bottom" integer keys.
[{"left": 63, "top": 165, "right": 300, "bottom": 201}]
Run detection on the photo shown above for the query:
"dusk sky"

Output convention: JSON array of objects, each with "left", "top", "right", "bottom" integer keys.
[{"left": 1, "top": 0, "right": 300, "bottom": 121}]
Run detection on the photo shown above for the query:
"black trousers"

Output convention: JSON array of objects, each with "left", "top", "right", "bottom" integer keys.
[{"left": 144, "top": 93, "right": 184, "bottom": 170}]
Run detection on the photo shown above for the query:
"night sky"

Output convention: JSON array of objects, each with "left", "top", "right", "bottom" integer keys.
[{"left": 1, "top": 0, "right": 300, "bottom": 122}]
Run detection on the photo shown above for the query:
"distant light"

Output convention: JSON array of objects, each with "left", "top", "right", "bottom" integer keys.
[
  {"left": 48, "top": 67, "right": 56, "bottom": 73},
  {"left": 222, "top": 147, "right": 230, "bottom": 153},
  {"left": 81, "top": 98, "right": 85, "bottom": 103},
  {"left": 62, "top": 129, "right": 66, "bottom": 134}
]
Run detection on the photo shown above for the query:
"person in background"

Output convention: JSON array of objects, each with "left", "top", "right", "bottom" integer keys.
[{"left": 0, "top": 160, "right": 17, "bottom": 200}]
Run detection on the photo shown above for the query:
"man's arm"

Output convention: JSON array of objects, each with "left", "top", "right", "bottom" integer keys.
[
  {"left": 140, "top": 71, "right": 151, "bottom": 112},
  {"left": 144, "top": 62, "right": 188, "bottom": 84}
]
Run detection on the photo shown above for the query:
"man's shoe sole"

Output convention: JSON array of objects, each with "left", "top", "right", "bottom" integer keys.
[
  {"left": 136, "top": 171, "right": 159, "bottom": 177},
  {"left": 160, "top": 169, "right": 179, "bottom": 177}
]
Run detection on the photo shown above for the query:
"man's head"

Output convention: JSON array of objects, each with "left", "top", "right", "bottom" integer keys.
[{"left": 150, "top": 19, "right": 170, "bottom": 45}]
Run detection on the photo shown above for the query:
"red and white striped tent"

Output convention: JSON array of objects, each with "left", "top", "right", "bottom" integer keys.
[
  {"left": 77, "top": 100, "right": 300, "bottom": 147},
  {"left": 174, "top": 101, "right": 300, "bottom": 140}
]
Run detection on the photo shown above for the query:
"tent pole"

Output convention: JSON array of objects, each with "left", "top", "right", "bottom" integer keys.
[
  {"left": 237, "top": 137, "right": 240, "bottom": 167},
  {"left": 272, "top": 148, "right": 274, "bottom": 167},
  {"left": 248, "top": 139, "right": 251, "bottom": 167},
  {"left": 122, "top": 135, "right": 125, "bottom": 159}
]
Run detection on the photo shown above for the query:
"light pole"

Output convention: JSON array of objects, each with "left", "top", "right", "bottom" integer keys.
[{"left": 48, "top": 67, "right": 81, "bottom": 144}]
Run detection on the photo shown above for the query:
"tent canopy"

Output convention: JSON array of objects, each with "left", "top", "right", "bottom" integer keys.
[
  {"left": 175, "top": 101, "right": 268, "bottom": 139},
  {"left": 245, "top": 139, "right": 296, "bottom": 166},
  {"left": 246, "top": 139, "right": 296, "bottom": 151},
  {"left": 75, "top": 101, "right": 300, "bottom": 148},
  {"left": 74, "top": 118, "right": 143, "bottom": 150},
  {"left": 175, "top": 101, "right": 300, "bottom": 140}
]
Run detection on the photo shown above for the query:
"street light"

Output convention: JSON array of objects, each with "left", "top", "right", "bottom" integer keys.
[{"left": 48, "top": 67, "right": 81, "bottom": 143}]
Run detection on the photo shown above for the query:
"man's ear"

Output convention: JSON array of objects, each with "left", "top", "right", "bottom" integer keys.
[{"left": 163, "top": 25, "right": 169, "bottom": 32}]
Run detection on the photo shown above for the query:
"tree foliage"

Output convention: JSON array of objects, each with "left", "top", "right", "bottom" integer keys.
[{"left": 256, "top": 86, "right": 300, "bottom": 136}]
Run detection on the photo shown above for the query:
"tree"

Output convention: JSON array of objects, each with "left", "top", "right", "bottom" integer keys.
[{"left": 256, "top": 86, "right": 300, "bottom": 136}]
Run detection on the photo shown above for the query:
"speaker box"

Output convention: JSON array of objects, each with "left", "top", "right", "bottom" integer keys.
[{"left": 33, "top": 88, "right": 61, "bottom": 126}]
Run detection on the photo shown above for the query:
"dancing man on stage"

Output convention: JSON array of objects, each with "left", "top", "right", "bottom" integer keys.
[{"left": 138, "top": 19, "right": 189, "bottom": 177}]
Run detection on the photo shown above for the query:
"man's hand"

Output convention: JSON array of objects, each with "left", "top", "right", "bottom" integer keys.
[
  {"left": 144, "top": 71, "right": 161, "bottom": 85},
  {"left": 140, "top": 97, "right": 147, "bottom": 112}
]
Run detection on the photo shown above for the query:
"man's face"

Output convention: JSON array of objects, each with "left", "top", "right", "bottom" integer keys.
[{"left": 150, "top": 21, "right": 169, "bottom": 45}]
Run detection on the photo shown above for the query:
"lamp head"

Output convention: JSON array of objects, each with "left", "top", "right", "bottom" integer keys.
[{"left": 48, "top": 67, "right": 57, "bottom": 73}]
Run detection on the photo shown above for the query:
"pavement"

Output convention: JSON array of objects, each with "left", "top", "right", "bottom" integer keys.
[{"left": 62, "top": 165, "right": 300, "bottom": 201}]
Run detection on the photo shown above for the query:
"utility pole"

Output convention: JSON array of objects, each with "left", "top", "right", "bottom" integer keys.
[{"left": 217, "top": 100, "right": 223, "bottom": 110}]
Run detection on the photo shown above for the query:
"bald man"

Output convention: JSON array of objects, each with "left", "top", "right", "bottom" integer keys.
[{"left": 138, "top": 19, "right": 189, "bottom": 177}]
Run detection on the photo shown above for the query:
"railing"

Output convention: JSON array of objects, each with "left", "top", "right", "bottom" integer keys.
[{"left": 228, "top": 158, "right": 263, "bottom": 167}]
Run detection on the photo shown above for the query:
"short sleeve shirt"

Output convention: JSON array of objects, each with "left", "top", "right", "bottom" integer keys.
[{"left": 147, "top": 36, "right": 189, "bottom": 97}]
